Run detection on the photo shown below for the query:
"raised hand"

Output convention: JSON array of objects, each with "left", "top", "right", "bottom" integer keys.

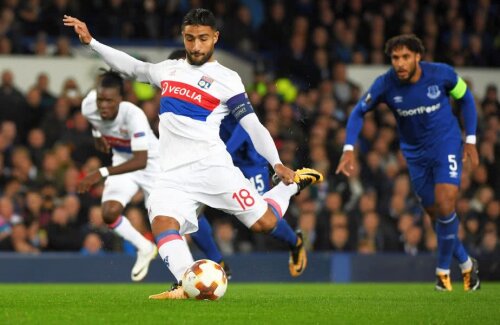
[
  {"left": 77, "top": 170, "right": 103, "bottom": 193},
  {"left": 94, "top": 137, "right": 111, "bottom": 153},
  {"left": 335, "top": 150, "right": 355, "bottom": 177},
  {"left": 62, "top": 15, "right": 93, "bottom": 44},
  {"left": 273, "top": 163, "right": 296, "bottom": 185}
]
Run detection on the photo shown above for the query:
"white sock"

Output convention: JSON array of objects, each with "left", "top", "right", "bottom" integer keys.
[
  {"left": 459, "top": 257, "right": 473, "bottom": 272},
  {"left": 436, "top": 268, "right": 450, "bottom": 275},
  {"left": 262, "top": 182, "right": 298, "bottom": 215},
  {"left": 158, "top": 237, "right": 194, "bottom": 282},
  {"left": 111, "top": 216, "right": 151, "bottom": 252}
]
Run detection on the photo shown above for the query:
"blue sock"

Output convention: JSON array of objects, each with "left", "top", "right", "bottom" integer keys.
[
  {"left": 453, "top": 238, "right": 469, "bottom": 264},
  {"left": 190, "top": 215, "right": 223, "bottom": 263},
  {"left": 268, "top": 204, "right": 297, "bottom": 248},
  {"left": 436, "top": 212, "right": 459, "bottom": 271}
]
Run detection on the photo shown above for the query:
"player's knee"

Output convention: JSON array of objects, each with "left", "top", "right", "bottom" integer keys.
[
  {"left": 250, "top": 212, "right": 277, "bottom": 233},
  {"left": 151, "top": 215, "right": 180, "bottom": 233},
  {"left": 434, "top": 191, "right": 458, "bottom": 216},
  {"left": 101, "top": 202, "right": 123, "bottom": 225},
  {"left": 424, "top": 206, "right": 439, "bottom": 221}
]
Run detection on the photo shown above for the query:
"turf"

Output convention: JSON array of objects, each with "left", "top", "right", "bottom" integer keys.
[{"left": 1, "top": 283, "right": 499, "bottom": 324}]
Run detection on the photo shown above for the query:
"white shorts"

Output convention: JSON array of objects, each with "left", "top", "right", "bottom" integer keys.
[
  {"left": 148, "top": 151, "right": 268, "bottom": 235},
  {"left": 102, "top": 163, "right": 160, "bottom": 208}
]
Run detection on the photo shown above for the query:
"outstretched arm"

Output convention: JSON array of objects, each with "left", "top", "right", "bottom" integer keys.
[
  {"left": 239, "top": 114, "right": 295, "bottom": 185},
  {"left": 77, "top": 150, "right": 147, "bottom": 193},
  {"left": 335, "top": 104, "right": 365, "bottom": 177},
  {"left": 63, "top": 15, "right": 151, "bottom": 83}
]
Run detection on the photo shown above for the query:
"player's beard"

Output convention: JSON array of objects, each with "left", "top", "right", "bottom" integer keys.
[
  {"left": 186, "top": 48, "right": 214, "bottom": 66},
  {"left": 398, "top": 60, "right": 417, "bottom": 83}
]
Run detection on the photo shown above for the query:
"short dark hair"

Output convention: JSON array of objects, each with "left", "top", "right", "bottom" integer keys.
[
  {"left": 98, "top": 70, "right": 124, "bottom": 96},
  {"left": 384, "top": 34, "right": 425, "bottom": 56},
  {"left": 181, "top": 8, "right": 216, "bottom": 30}
]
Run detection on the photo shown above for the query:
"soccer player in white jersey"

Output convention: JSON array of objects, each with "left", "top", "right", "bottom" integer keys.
[
  {"left": 64, "top": 9, "right": 323, "bottom": 300},
  {"left": 78, "top": 70, "right": 161, "bottom": 281}
]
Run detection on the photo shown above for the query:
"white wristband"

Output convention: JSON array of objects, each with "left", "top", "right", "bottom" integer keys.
[
  {"left": 99, "top": 167, "right": 109, "bottom": 178},
  {"left": 343, "top": 144, "right": 354, "bottom": 152},
  {"left": 92, "top": 129, "right": 102, "bottom": 137},
  {"left": 465, "top": 135, "right": 476, "bottom": 144}
]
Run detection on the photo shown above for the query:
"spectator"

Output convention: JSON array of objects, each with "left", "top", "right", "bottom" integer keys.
[
  {"left": 0, "top": 70, "right": 28, "bottom": 143},
  {"left": 33, "top": 73, "right": 57, "bottom": 112},
  {"left": 258, "top": 1, "right": 290, "bottom": 53},
  {"left": 82, "top": 205, "right": 120, "bottom": 252},
  {"left": 331, "top": 62, "right": 357, "bottom": 110},
  {"left": 223, "top": 4, "right": 255, "bottom": 52},
  {"left": 0, "top": 196, "right": 38, "bottom": 253},
  {"left": 133, "top": 0, "right": 161, "bottom": 40},
  {"left": 298, "top": 203, "right": 317, "bottom": 251},
  {"left": 53, "top": 36, "right": 73, "bottom": 56},
  {"left": 326, "top": 212, "right": 353, "bottom": 251},
  {"left": 62, "top": 111, "right": 94, "bottom": 165},
  {"left": 26, "top": 128, "right": 47, "bottom": 168},
  {"left": 401, "top": 225, "right": 423, "bottom": 256},
  {"left": 463, "top": 215, "right": 482, "bottom": 254},
  {"left": 18, "top": 0, "right": 42, "bottom": 37},
  {"left": 213, "top": 219, "right": 237, "bottom": 255},
  {"left": 0, "top": 35, "right": 13, "bottom": 54},
  {"left": 9, "top": 146, "right": 38, "bottom": 186},
  {"left": 80, "top": 232, "right": 104, "bottom": 256},
  {"left": 40, "top": 97, "right": 71, "bottom": 146},
  {"left": 44, "top": 205, "right": 82, "bottom": 251}
]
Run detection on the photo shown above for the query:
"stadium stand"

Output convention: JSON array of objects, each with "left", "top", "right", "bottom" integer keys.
[{"left": 0, "top": 1, "right": 499, "bottom": 278}]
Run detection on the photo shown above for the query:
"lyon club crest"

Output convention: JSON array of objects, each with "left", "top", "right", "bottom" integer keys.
[
  {"left": 427, "top": 85, "right": 441, "bottom": 99},
  {"left": 198, "top": 75, "right": 214, "bottom": 89}
]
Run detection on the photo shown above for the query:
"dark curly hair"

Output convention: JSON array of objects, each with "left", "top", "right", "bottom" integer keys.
[{"left": 384, "top": 34, "right": 425, "bottom": 56}]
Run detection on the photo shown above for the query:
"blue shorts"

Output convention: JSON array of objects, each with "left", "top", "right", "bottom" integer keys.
[
  {"left": 406, "top": 138, "right": 463, "bottom": 208},
  {"left": 238, "top": 164, "right": 270, "bottom": 195}
]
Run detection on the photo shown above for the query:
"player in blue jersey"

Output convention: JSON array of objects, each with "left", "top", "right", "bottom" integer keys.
[
  {"left": 220, "top": 115, "right": 271, "bottom": 195},
  {"left": 190, "top": 114, "right": 272, "bottom": 279},
  {"left": 336, "top": 34, "right": 480, "bottom": 291}
]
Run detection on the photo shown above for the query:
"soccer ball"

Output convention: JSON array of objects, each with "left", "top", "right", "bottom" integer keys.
[{"left": 182, "top": 259, "right": 228, "bottom": 300}]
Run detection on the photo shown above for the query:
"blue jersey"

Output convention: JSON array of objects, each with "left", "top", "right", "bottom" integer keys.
[
  {"left": 350, "top": 62, "right": 463, "bottom": 159},
  {"left": 220, "top": 115, "right": 268, "bottom": 168},
  {"left": 220, "top": 115, "right": 270, "bottom": 194}
]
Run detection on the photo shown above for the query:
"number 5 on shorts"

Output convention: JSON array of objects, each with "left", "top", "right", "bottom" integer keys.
[{"left": 448, "top": 154, "right": 457, "bottom": 172}]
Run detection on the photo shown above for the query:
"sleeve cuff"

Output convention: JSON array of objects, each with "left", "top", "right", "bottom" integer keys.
[
  {"left": 465, "top": 135, "right": 476, "bottom": 144},
  {"left": 343, "top": 144, "right": 354, "bottom": 152},
  {"left": 89, "top": 38, "right": 98, "bottom": 48},
  {"left": 272, "top": 161, "right": 283, "bottom": 170}
]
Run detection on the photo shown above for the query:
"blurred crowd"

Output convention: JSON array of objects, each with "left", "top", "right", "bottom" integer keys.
[
  {"left": 0, "top": 0, "right": 499, "bottom": 265},
  {"left": 1, "top": 1, "right": 499, "bottom": 69}
]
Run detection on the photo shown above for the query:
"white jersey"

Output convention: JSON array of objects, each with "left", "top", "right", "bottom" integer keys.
[
  {"left": 144, "top": 59, "right": 246, "bottom": 171},
  {"left": 81, "top": 90, "right": 160, "bottom": 167}
]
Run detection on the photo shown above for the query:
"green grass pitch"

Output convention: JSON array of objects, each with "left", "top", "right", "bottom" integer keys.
[{"left": 1, "top": 283, "right": 499, "bottom": 324}]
